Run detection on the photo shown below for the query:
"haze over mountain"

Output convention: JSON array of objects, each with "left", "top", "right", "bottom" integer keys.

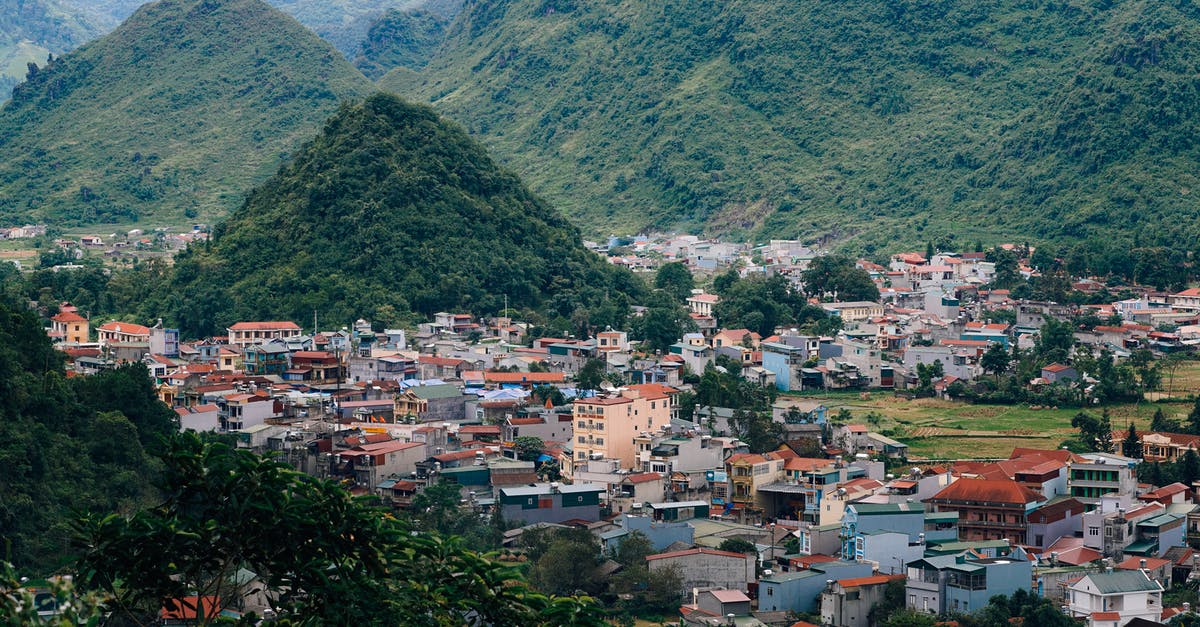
[
  {"left": 165, "top": 92, "right": 643, "bottom": 338},
  {"left": 0, "top": 0, "right": 372, "bottom": 226},
  {"left": 388, "top": 0, "right": 1200, "bottom": 250},
  {"left": 0, "top": 0, "right": 461, "bottom": 82}
]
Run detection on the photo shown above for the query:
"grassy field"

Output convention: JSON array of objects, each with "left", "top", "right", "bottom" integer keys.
[{"left": 787, "top": 389, "right": 1198, "bottom": 460}]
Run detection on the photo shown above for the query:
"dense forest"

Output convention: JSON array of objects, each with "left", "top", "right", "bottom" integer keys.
[
  {"left": 0, "top": 0, "right": 373, "bottom": 226},
  {"left": 160, "top": 92, "right": 644, "bottom": 338},
  {"left": 389, "top": 0, "right": 1200, "bottom": 249},
  {"left": 0, "top": 297, "right": 175, "bottom": 571},
  {"left": 354, "top": 7, "right": 453, "bottom": 79}
]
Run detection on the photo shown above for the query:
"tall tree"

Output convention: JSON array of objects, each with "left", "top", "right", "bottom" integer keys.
[
  {"left": 1122, "top": 423, "right": 1142, "bottom": 459},
  {"left": 981, "top": 342, "right": 1010, "bottom": 380},
  {"left": 801, "top": 256, "right": 880, "bottom": 302},
  {"left": 654, "top": 262, "right": 694, "bottom": 303},
  {"left": 1151, "top": 407, "right": 1182, "bottom": 433}
]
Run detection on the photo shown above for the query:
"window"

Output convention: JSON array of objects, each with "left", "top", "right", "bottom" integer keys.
[
  {"left": 767, "top": 588, "right": 773, "bottom": 597},
  {"left": 578, "top": 437, "right": 586, "bottom": 444},
  {"left": 909, "top": 595, "right": 916, "bottom": 608},
  {"left": 1089, "top": 527, "right": 1099, "bottom": 537}
]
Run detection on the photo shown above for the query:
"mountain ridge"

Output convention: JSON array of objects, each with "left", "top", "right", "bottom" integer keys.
[
  {"left": 0, "top": 0, "right": 373, "bottom": 226},
  {"left": 388, "top": 0, "right": 1200, "bottom": 251},
  {"left": 165, "top": 92, "right": 643, "bottom": 338}
]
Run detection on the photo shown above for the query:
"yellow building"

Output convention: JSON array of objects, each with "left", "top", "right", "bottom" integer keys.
[
  {"left": 573, "top": 383, "right": 677, "bottom": 470},
  {"left": 50, "top": 311, "right": 89, "bottom": 344}
]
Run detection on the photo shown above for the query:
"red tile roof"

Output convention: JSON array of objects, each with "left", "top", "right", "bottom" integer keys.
[
  {"left": 927, "top": 477, "right": 1044, "bottom": 505},
  {"left": 161, "top": 596, "right": 221, "bottom": 620},
  {"left": 481, "top": 371, "right": 567, "bottom": 384},
  {"left": 228, "top": 321, "right": 301, "bottom": 331},
  {"left": 625, "top": 472, "right": 663, "bottom": 484},
  {"left": 420, "top": 355, "right": 467, "bottom": 366},
  {"left": 1117, "top": 556, "right": 1171, "bottom": 571},
  {"left": 98, "top": 321, "right": 151, "bottom": 335},
  {"left": 51, "top": 311, "right": 87, "bottom": 323},
  {"left": 837, "top": 573, "right": 906, "bottom": 588},
  {"left": 646, "top": 547, "right": 747, "bottom": 561}
]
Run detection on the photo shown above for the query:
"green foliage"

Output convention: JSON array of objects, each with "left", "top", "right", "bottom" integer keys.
[
  {"left": 960, "top": 588, "right": 1079, "bottom": 627},
  {"left": 882, "top": 609, "right": 937, "bottom": 627},
  {"left": 164, "top": 93, "right": 644, "bottom": 337},
  {"left": 527, "top": 528, "right": 605, "bottom": 597},
  {"left": 653, "top": 262, "right": 694, "bottom": 303},
  {"left": 1034, "top": 316, "right": 1075, "bottom": 365},
  {"left": 1122, "top": 422, "right": 1142, "bottom": 459},
  {"left": 354, "top": 8, "right": 452, "bottom": 79},
  {"left": 716, "top": 538, "right": 756, "bottom": 554},
  {"left": 385, "top": 0, "right": 1200, "bottom": 248},
  {"left": 576, "top": 358, "right": 606, "bottom": 392},
  {"left": 514, "top": 435, "right": 546, "bottom": 461},
  {"left": 612, "top": 531, "right": 653, "bottom": 567},
  {"left": 980, "top": 342, "right": 1010, "bottom": 378},
  {"left": 0, "top": 558, "right": 108, "bottom": 626},
  {"left": 802, "top": 256, "right": 880, "bottom": 302},
  {"left": 0, "top": 297, "right": 167, "bottom": 572},
  {"left": 74, "top": 433, "right": 604, "bottom": 625},
  {"left": 632, "top": 304, "right": 691, "bottom": 354},
  {"left": 1071, "top": 410, "right": 1114, "bottom": 453},
  {"left": 1151, "top": 406, "right": 1183, "bottom": 432},
  {"left": 712, "top": 272, "right": 830, "bottom": 337},
  {"left": 0, "top": 0, "right": 373, "bottom": 227}
]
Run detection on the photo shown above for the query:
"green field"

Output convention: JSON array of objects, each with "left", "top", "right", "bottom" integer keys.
[{"left": 790, "top": 390, "right": 1198, "bottom": 460}]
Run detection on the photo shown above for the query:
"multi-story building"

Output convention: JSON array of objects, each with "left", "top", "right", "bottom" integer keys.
[
  {"left": 685, "top": 292, "right": 719, "bottom": 318},
  {"left": 821, "top": 574, "right": 906, "bottom": 627},
  {"left": 925, "top": 478, "right": 1044, "bottom": 544},
  {"left": 96, "top": 320, "right": 151, "bottom": 346},
  {"left": 498, "top": 482, "right": 603, "bottom": 525},
  {"left": 242, "top": 342, "right": 290, "bottom": 376},
  {"left": 725, "top": 452, "right": 786, "bottom": 518},
  {"left": 572, "top": 384, "right": 676, "bottom": 469},
  {"left": 1067, "top": 570, "right": 1163, "bottom": 627},
  {"left": 906, "top": 547, "right": 1032, "bottom": 616},
  {"left": 226, "top": 321, "right": 303, "bottom": 347},
  {"left": 49, "top": 311, "right": 89, "bottom": 344},
  {"left": 762, "top": 336, "right": 822, "bottom": 392},
  {"left": 1068, "top": 453, "right": 1138, "bottom": 505}
]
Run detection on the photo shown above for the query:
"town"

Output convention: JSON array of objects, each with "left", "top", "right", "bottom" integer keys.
[{"left": 23, "top": 235, "right": 1200, "bottom": 627}]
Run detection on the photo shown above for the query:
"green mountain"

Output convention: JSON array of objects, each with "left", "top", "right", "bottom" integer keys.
[
  {"left": 0, "top": 0, "right": 373, "bottom": 226},
  {"left": 386, "top": 0, "right": 1200, "bottom": 250},
  {"left": 166, "top": 92, "right": 643, "bottom": 338},
  {"left": 0, "top": 0, "right": 102, "bottom": 96},
  {"left": 0, "top": 296, "right": 173, "bottom": 571},
  {"left": 354, "top": 7, "right": 452, "bottom": 79}
]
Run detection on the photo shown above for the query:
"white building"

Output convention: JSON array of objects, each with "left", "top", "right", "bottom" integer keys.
[{"left": 1067, "top": 570, "right": 1163, "bottom": 627}]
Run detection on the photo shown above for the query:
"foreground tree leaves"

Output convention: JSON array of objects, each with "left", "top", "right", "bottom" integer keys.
[{"left": 72, "top": 433, "right": 605, "bottom": 626}]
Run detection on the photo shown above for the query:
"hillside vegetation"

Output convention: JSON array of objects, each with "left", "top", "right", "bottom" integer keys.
[
  {"left": 388, "top": 0, "right": 1200, "bottom": 250},
  {"left": 0, "top": 0, "right": 373, "bottom": 226},
  {"left": 165, "top": 92, "right": 643, "bottom": 338},
  {"left": 354, "top": 7, "right": 453, "bottom": 79},
  {"left": 0, "top": 297, "right": 174, "bottom": 571}
]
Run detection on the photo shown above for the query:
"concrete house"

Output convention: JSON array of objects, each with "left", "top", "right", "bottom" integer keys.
[
  {"left": 925, "top": 477, "right": 1044, "bottom": 544},
  {"left": 821, "top": 574, "right": 906, "bottom": 627},
  {"left": 498, "top": 482, "right": 603, "bottom": 525},
  {"left": 906, "top": 548, "right": 1032, "bottom": 615},
  {"left": 1067, "top": 570, "right": 1163, "bottom": 627},
  {"left": 758, "top": 560, "right": 874, "bottom": 613},
  {"left": 646, "top": 547, "right": 757, "bottom": 595}
]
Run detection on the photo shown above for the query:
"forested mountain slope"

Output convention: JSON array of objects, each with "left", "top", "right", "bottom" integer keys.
[
  {"left": 165, "top": 93, "right": 643, "bottom": 338},
  {"left": 389, "top": 0, "right": 1200, "bottom": 250},
  {"left": 0, "top": 0, "right": 372, "bottom": 226}
]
